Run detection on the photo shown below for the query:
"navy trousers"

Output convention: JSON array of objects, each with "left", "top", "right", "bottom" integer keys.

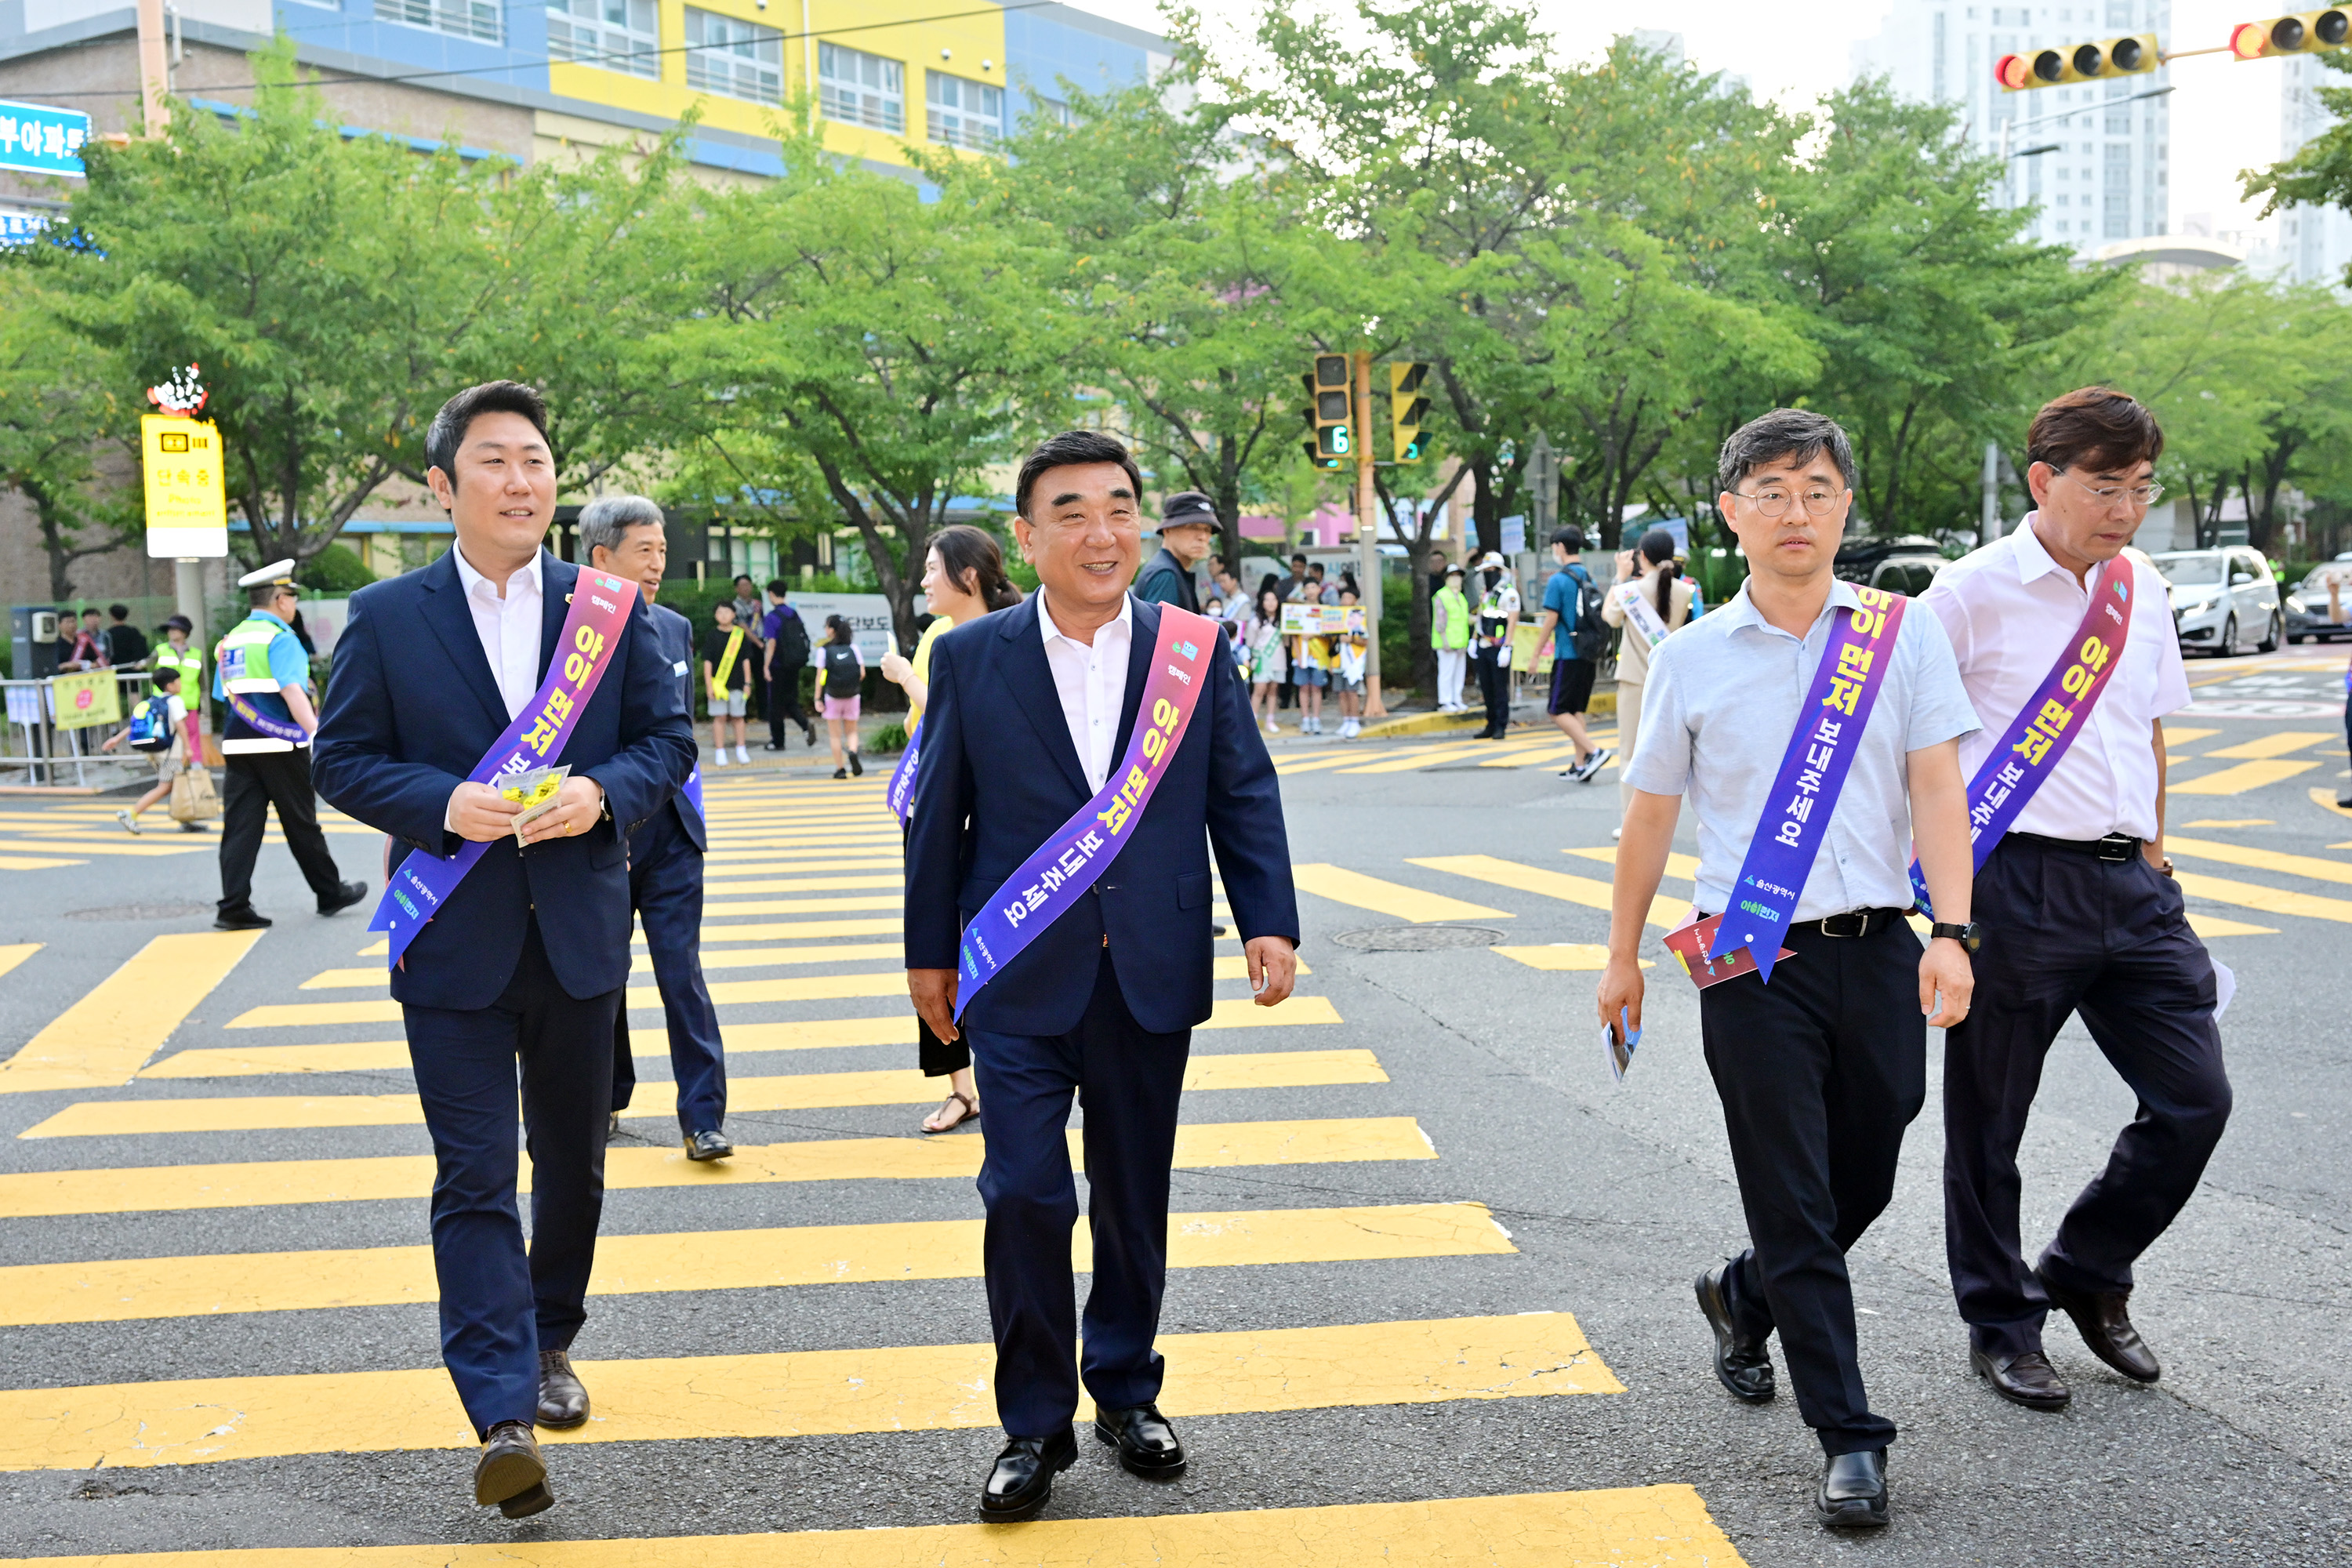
[
  {"left": 1945, "top": 836, "right": 2231, "bottom": 1358},
  {"left": 611, "top": 804, "right": 728, "bottom": 1135},
  {"left": 1700, "top": 919, "right": 1926, "bottom": 1456},
  {"left": 402, "top": 919, "right": 617, "bottom": 1439},
  {"left": 964, "top": 949, "right": 1191, "bottom": 1439}
]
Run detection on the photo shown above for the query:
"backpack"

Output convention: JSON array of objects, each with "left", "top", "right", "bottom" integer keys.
[
  {"left": 822, "top": 643, "right": 861, "bottom": 698},
  {"left": 125, "top": 695, "right": 172, "bottom": 753},
  {"left": 1567, "top": 565, "right": 1612, "bottom": 662},
  {"left": 771, "top": 606, "right": 811, "bottom": 671}
]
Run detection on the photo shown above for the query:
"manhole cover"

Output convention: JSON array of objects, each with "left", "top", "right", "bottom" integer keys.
[
  {"left": 67, "top": 902, "right": 216, "bottom": 922},
  {"left": 1330, "top": 925, "right": 1508, "bottom": 952}
]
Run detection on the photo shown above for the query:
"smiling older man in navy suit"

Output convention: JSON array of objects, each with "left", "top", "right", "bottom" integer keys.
[
  {"left": 905, "top": 430, "right": 1300, "bottom": 1524},
  {"left": 314, "top": 381, "right": 694, "bottom": 1522}
]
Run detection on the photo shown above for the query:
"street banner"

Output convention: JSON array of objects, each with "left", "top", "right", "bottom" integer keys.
[
  {"left": 50, "top": 669, "right": 120, "bottom": 731},
  {"left": 1705, "top": 586, "right": 1907, "bottom": 983},
  {"left": 953, "top": 607, "right": 1220, "bottom": 1019},
  {"left": 1279, "top": 604, "right": 1366, "bottom": 636},
  {"left": 141, "top": 415, "right": 229, "bottom": 559},
  {"left": 0, "top": 100, "right": 90, "bottom": 179}
]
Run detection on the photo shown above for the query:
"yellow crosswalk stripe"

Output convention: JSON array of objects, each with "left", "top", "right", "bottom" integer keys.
[
  {"left": 705, "top": 857, "right": 900, "bottom": 877},
  {"left": 677, "top": 873, "right": 903, "bottom": 893},
  {"left": 2171, "top": 759, "right": 2320, "bottom": 794},
  {"left": 0, "top": 1200, "right": 1505, "bottom": 1326},
  {"left": 1292, "top": 863, "right": 1510, "bottom": 922},
  {"left": 0, "top": 931, "right": 264, "bottom": 1094},
  {"left": 2184, "top": 913, "right": 2278, "bottom": 938},
  {"left": 2166, "top": 833, "right": 2352, "bottom": 888},
  {"left": 0, "top": 1486, "right": 1740, "bottom": 1568},
  {"left": 143, "top": 1015, "right": 935, "bottom": 1077},
  {"left": 291, "top": 953, "right": 1308, "bottom": 1001},
  {"left": 25, "top": 1051, "right": 1387, "bottom": 1138},
  {"left": 1563, "top": 845, "right": 1704, "bottom": 881},
  {"left": 2161, "top": 726, "right": 2220, "bottom": 745},
  {"left": 0, "top": 836, "right": 205, "bottom": 856},
  {"left": 1492, "top": 944, "right": 1651, "bottom": 971},
  {"left": 2198, "top": 729, "right": 2337, "bottom": 760},
  {"left": 0, "top": 942, "right": 39, "bottom": 980},
  {"left": 0, "top": 1116, "right": 1435, "bottom": 1218},
  {"left": 1409, "top": 854, "right": 1686, "bottom": 931},
  {"left": 0, "top": 1312, "right": 1617, "bottom": 1472},
  {"left": 701, "top": 895, "right": 901, "bottom": 915},
  {"left": 0, "top": 854, "right": 85, "bottom": 869},
  {"left": 359, "top": 917, "right": 908, "bottom": 958},
  {"left": 1338, "top": 739, "right": 1559, "bottom": 775},
  {"left": 2171, "top": 868, "right": 2352, "bottom": 925}
]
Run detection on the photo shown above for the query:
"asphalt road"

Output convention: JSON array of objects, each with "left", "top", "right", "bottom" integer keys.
[{"left": 0, "top": 647, "right": 2345, "bottom": 1565}]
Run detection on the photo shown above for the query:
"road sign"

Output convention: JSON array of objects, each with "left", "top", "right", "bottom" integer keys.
[
  {"left": 0, "top": 100, "right": 90, "bottom": 179},
  {"left": 142, "top": 414, "right": 228, "bottom": 559}
]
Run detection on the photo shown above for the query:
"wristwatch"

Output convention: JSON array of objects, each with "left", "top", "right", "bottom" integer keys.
[{"left": 1929, "top": 920, "right": 1983, "bottom": 953}]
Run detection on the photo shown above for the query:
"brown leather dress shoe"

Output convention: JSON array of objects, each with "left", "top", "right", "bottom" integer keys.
[
  {"left": 537, "top": 1348, "right": 590, "bottom": 1428},
  {"left": 1970, "top": 1345, "right": 2072, "bottom": 1410},
  {"left": 474, "top": 1420, "right": 552, "bottom": 1518},
  {"left": 2039, "top": 1269, "right": 2161, "bottom": 1383}
]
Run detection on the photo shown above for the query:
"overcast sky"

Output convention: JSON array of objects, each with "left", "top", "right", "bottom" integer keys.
[{"left": 1075, "top": 0, "right": 2299, "bottom": 236}]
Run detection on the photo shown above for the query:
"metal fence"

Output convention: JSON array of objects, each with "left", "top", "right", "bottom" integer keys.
[{"left": 2, "top": 671, "right": 167, "bottom": 789}]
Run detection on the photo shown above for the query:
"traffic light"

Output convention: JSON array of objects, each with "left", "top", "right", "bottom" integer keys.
[
  {"left": 1389, "top": 361, "right": 1431, "bottom": 464},
  {"left": 1302, "top": 353, "right": 1351, "bottom": 467},
  {"left": 1299, "top": 369, "right": 1343, "bottom": 470},
  {"left": 1994, "top": 32, "right": 2159, "bottom": 89},
  {"left": 2230, "top": 9, "right": 2351, "bottom": 56}
]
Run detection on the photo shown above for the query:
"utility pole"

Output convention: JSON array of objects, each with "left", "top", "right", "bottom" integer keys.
[
  {"left": 1528, "top": 432, "right": 1557, "bottom": 544},
  {"left": 1981, "top": 441, "right": 2002, "bottom": 546},
  {"left": 1352, "top": 347, "right": 1387, "bottom": 717},
  {"left": 136, "top": 0, "right": 169, "bottom": 138}
]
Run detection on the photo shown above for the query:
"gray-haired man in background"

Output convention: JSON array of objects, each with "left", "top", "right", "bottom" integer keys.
[{"left": 580, "top": 497, "right": 732, "bottom": 1166}]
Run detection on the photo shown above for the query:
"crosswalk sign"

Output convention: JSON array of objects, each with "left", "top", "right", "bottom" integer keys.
[{"left": 142, "top": 414, "right": 228, "bottom": 558}]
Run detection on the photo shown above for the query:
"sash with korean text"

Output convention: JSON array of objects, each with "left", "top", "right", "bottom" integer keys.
[
  {"left": 368, "top": 572, "right": 641, "bottom": 969},
  {"left": 1617, "top": 582, "right": 1675, "bottom": 650},
  {"left": 1704, "top": 586, "right": 1908, "bottom": 985},
  {"left": 1909, "top": 557, "right": 2134, "bottom": 913},
  {"left": 953, "top": 605, "right": 1221, "bottom": 1019},
  {"left": 887, "top": 720, "right": 922, "bottom": 826}
]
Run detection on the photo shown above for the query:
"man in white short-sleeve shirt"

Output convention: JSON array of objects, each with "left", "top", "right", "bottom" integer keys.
[
  {"left": 1600, "top": 408, "right": 1981, "bottom": 1530},
  {"left": 1918, "top": 387, "right": 2230, "bottom": 1417}
]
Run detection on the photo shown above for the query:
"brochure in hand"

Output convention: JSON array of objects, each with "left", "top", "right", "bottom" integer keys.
[{"left": 499, "top": 764, "right": 570, "bottom": 843}]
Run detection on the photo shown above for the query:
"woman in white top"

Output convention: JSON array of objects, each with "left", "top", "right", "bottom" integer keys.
[{"left": 1600, "top": 527, "right": 1697, "bottom": 824}]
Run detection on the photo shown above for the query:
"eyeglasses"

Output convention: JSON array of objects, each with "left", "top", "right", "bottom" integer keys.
[
  {"left": 1731, "top": 485, "right": 1846, "bottom": 520},
  {"left": 2059, "top": 470, "right": 2164, "bottom": 510}
]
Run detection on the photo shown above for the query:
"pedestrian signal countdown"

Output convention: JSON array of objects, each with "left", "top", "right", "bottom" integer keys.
[
  {"left": 1303, "top": 354, "right": 1352, "bottom": 466},
  {"left": 1995, "top": 32, "right": 2159, "bottom": 88},
  {"left": 1390, "top": 361, "right": 1431, "bottom": 464},
  {"left": 2230, "top": 9, "right": 2351, "bottom": 56},
  {"left": 141, "top": 413, "right": 229, "bottom": 559}
]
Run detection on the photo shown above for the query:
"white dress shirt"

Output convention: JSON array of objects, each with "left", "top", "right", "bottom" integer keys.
[
  {"left": 451, "top": 542, "right": 544, "bottom": 721},
  {"left": 1919, "top": 517, "right": 2190, "bottom": 842},
  {"left": 1037, "top": 589, "right": 1133, "bottom": 793}
]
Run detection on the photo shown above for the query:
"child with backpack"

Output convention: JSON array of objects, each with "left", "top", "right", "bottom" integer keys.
[
  {"left": 103, "top": 666, "right": 203, "bottom": 834},
  {"left": 819, "top": 614, "right": 865, "bottom": 779}
]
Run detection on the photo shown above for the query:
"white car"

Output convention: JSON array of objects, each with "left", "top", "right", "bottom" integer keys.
[{"left": 2152, "top": 547, "right": 2281, "bottom": 656}]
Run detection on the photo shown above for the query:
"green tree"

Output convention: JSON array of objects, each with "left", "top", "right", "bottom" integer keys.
[{"left": 0, "top": 275, "right": 138, "bottom": 598}]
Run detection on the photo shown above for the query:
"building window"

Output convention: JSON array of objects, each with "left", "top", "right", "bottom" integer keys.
[
  {"left": 546, "top": 0, "right": 659, "bottom": 78},
  {"left": 927, "top": 71, "right": 1002, "bottom": 151},
  {"left": 381, "top": 0, "right": 502, "bottom": 45},
  {"left": 685, "top": 8, "right": 782, "bottom": 105},
  {"left": 819, "top": 42, "right": 906, "bottom": 132},
  {"left": 1032, "top": 96, "right": 1073, "bottom": 127}
]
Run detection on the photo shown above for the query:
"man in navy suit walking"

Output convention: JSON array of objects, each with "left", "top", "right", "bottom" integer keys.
[
  {"left": 905, "top": 430, "right": 1301, "bottom": 1523},
  {"left": 314, "top": 383, "right": 695, "bottom": 1520}
]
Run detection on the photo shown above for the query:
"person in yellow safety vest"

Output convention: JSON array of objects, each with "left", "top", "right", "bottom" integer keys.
[
  {"left": 1430, "top": 562, "right": 1471, "bottom": 714},
  {"left": 210, "top": 559, "right": 367, "bottom": 932},
  {"left": 154, "top": 614, "right": 204, "bottom": 696}
]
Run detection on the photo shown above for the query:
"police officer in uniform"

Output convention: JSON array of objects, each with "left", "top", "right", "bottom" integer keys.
[
  {"left": 212, "top": 561, "right": 367, "bottom": 931},
  {"left": 582, "top": 497, "right": 732, "bottom": 1161}
]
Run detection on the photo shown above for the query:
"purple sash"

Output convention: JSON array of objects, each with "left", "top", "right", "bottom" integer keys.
[
  {"left": 1708, "top": 586, "right": 1908, "bottom": 982},
  {"left": 887, "top": 721, "right": 921, "bottom": 825},
  {"left": 223, "top": 690, "right": 308, "bottom": 746},
  {"left": 1909, "top": 554, "right": 2133, "bottom": 913},
  {"left": 953, "top": 605, "right": 1221, "bottom": 1020},
  {"left": 370, "top": 572, "right": 641, "bottom": 969}
]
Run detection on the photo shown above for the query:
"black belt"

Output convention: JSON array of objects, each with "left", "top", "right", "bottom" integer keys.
[
  {"left": 1702, "top": 906, "right": 1911, "bottom": 938},
  {"left": 2012, "top": 830, "right": 2140, "bottom": 863}
]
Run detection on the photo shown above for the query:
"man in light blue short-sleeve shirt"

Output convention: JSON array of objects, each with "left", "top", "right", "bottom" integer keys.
[{"left": 1599, "top": 408, "right": 1981, "bottom": 1532}]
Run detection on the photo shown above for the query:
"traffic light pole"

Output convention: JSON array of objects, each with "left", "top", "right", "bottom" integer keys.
[{"left": 1352, "top": 348, "right": 1387, "bottom": 718}]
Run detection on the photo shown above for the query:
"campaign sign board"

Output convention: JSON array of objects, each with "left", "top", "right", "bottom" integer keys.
[
  {"left": 0, "top": 100, "right": 90, "bottom": 179},
  {"left": 52, "top": 669, "right": 122, "bottom": 731},
  {"left": 143, "top": 415, "right": 230, "bottom": 559},
  {"left": 1278, "top": 604, "right": 1367, "bottom": 637}
]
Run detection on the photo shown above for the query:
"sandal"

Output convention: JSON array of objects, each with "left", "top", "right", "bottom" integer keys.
[{"left": 920, "top": 1090, "right": 978, "bottom": 1134}]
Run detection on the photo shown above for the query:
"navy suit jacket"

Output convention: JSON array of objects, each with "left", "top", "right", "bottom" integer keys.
[
  {"left": 903, "top": 592, "right": 1299, "bottom": 1037},
  {"left": 642, "top": 601, "right": 707, "bottom": 854},
  {"left": 314, "top": 548, "right": 696, "bottom": 1011}
]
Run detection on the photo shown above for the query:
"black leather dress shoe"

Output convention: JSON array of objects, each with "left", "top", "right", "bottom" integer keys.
[
  {"left": 536, "top": 1348, "right": 590, "bottom": 1428},
  {"left": 2039, "top": 1269, "right": 2161, "bottom": 1383},
  {"left": 1816, "top": 1449, "right": 1888, "bottom": 1528},
  {"left": 978, "top": 1428, "right": 1078, "bottom": 1522},
  {"left": 213, "top": 907, "right": 271, "bottom": 931},
  {"left": 1971, "top": 1345, "right": 2072, "bottom": 1410},
  {"left": 1094, "top": 1402, "right": 1185, "bottom": 1478},
  {"left": 1694, "top": 1265, "right": 1775, "bottom": 1403},
  {"left": 317, "top": 880, "right": 369, "bottom": 916},
  {"left": 474, "top": 1420, "right": 553, "bottom": 1518},
  {"left": 685, "top": 1128, "right": 734, "bottom": 1161}
]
